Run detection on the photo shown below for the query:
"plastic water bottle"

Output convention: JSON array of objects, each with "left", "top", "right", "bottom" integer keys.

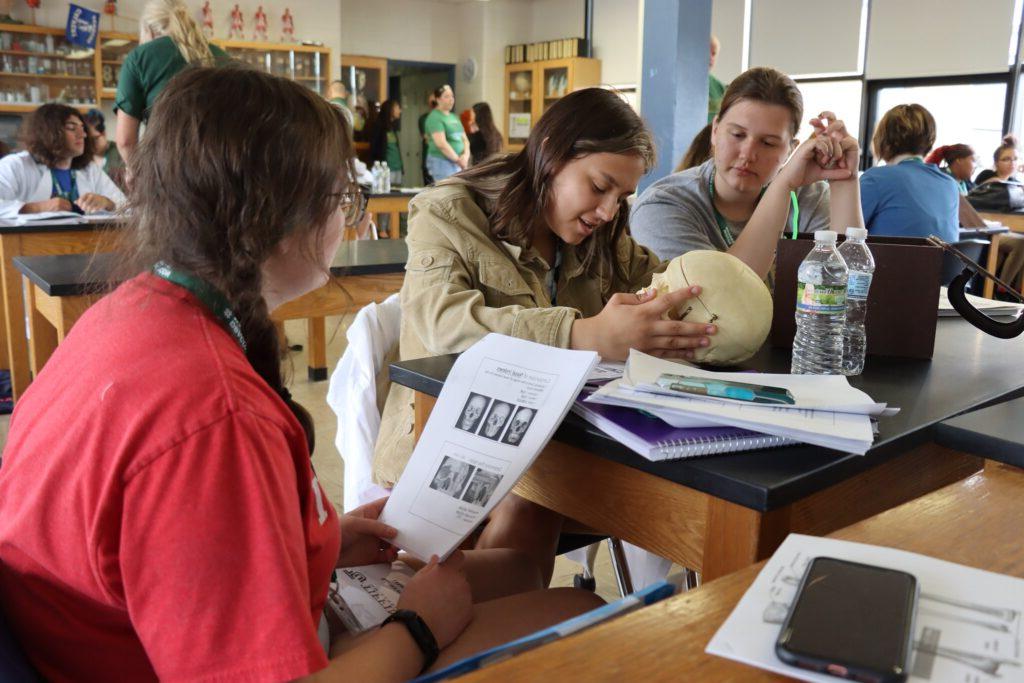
[
  {"left": 791, "top": 230, "right": 849, "bottom": 375},
  {"left": 370, "top": 162, "right": 382, "bottom": 194},
  {"left": 838, "top": 227, "right": 875, "bottom": 376},
  {"left": 381, "top": 162, "right": 391, "bottom": 193}
]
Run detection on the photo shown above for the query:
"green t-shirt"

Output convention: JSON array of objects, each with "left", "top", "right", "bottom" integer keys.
[
  {"left": 115, "top": 36, "right": 229, "bottom": 121},
  {"left": 385, "top": 130, "right": 403, "bottom": 172},
  {"left": 708, "top": 74, "right": 726, "bottom": 124},
  {"left": 424, "top": 109, "right": 465, "bottom": 158}
]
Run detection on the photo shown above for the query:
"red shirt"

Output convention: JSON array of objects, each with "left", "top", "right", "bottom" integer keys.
[{"left": 0, "top": 274, "right": 341, "bottom": 682}]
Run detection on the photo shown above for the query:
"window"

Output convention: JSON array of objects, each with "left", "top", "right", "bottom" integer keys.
[
  {"left": 867, "top": 77, "right": 1008, "bottom": 168},
  {"left": 794, "top": 79, "right": 864, "bottom": 144}
]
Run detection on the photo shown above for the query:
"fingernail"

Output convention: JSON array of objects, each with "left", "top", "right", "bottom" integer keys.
[
  {"left": 706, "top": 325, "right": 716, "bottom": 334},
  {"left": 690, "top": 286, "right": 700, "bottom": 294},
  {"left": 700, "top": 338, "right": 710, "bottom": 346}
]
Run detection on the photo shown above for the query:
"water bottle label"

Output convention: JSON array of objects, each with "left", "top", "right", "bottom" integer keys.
[
  {"left": 848, "top": 271, "right": 872, "bottom": 299},
  {"left": 796, "top": 282, "right": 847, "bottom": 314}
]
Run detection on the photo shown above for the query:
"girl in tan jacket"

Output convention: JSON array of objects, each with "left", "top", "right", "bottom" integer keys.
[{"left": 376, "top": 88, "right": 715, "bottom": 583}]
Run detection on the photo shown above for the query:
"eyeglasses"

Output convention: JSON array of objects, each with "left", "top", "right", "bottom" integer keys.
[{"left": 332, "top": 186, "right": 369, "bottom": 226}]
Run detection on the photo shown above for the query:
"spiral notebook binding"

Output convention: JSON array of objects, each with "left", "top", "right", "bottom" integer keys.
[{"left": 652, "top": 433, "right": 792, "bottom": 460}]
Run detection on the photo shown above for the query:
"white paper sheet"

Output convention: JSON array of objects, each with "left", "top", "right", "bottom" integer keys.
[
  {"left": 706, "top": 534, "right": 1024, "bottom": 682},
  {"left": 623, "top": 350, "right": 894, "bottom": 416},
  {"left": 938, "top": 286, "right": 1024, "bottom": 318},
  {"left": 380, "top": 334, "right": 597, "bottom": 561}
]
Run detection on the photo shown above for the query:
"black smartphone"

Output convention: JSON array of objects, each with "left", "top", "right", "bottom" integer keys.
[{"left": 776, "top": 557, "right": 918, "bottom": 683}]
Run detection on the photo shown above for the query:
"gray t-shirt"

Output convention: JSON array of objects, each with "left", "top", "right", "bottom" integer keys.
[{"left": 629, "top": 158, "right": 831, "bottom": 261}]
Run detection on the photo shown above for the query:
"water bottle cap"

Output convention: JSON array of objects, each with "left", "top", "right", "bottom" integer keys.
[
  {"left": 845, "top": 227, "right": 868, "bottom": 240},
  {"left": 814, "top": 230, "right": 838, "bottom": 243}
]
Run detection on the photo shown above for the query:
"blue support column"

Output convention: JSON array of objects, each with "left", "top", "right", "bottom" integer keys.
[{"left": 638, "top": 0, "right": 713, "bottom": 192}]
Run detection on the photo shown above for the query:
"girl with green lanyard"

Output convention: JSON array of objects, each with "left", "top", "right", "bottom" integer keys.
[
  {"left": 0, "top": 104, "right": 124, "bottom": 218},
  {"left": 631, "top": 66, "right": 865, "bottom": 280}
]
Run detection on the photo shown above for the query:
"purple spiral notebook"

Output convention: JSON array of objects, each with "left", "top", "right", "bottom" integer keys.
[{"left": 571, "top": 391, "right": 797, "bottom": 461}]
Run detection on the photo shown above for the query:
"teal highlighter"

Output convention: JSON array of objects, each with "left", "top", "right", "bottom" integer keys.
[{"left": 655, "top": 373, "right": 796, "bottom": 405}]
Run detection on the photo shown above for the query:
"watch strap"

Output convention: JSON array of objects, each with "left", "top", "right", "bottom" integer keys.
[{"left": 381, "top": 609, "right": 439, "bottom": 672}]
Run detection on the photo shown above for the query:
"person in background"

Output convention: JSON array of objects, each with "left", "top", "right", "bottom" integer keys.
[
  {"left": 0, "top": 66, "right": 602, "bottom": 682},
  {"left": 975, "top": 135, "right": 1021, "bottom": 185},
  {"left": 925, "top": 143, "right": 976, "bottom": 194},
  {"left": 114, "top": 0, "right": 228, "bottom": 164},
  {"left": 0, "top": 104, "right": 124, "bottom": 218},
  {"left": 469, "top": 101, "right": 503, "bottom": 166},
  {"left": 83, "top": 108, "right": 126, "bottom": 189},
  {"left": 370, "top": 98, "right": 403, "bottom": 187},
  {"left": 708, "top": 35, "right": 727, "bottom": 123},
  {"left": 859, "top": 104, "right": 958, "bottom": 243},
  {"left": 328, "top": 80, "right": 365, "bottom": 134},
  {"left": 630, "top": 67, "right": 864, "bottom": 278},
  {"left": 674, "top": 123, "right": 712, "bottom": 172},
  {"left": 423, "top": 84, "right": 469, "bottom": 182},
  {"left": 375, "top": 88, "right": 715, "bottom": 583},
  {"left": 418, "top": 91, "right": 438, "bottom": 185}
]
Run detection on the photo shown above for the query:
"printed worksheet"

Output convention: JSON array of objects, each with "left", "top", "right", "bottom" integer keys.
[
  {"left": 380, "top": 333, "right": 598, "bottom": 561},
  {"left": 707, "top": 534, "right": 1024, "bottom": 682}
]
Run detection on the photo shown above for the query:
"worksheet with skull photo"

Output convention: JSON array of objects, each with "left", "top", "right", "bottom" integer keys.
[{"left": 381, "top": 334, "right": 598, "bottom": 561}]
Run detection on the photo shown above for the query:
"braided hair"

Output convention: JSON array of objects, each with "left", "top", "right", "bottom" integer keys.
[{"left": 118, "top": 65, "right": 355, "bottom": 451}]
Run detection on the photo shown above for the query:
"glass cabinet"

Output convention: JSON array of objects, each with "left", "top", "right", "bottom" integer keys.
[{"left": 0, "top": 24, "right": 97, "bottom": 112}]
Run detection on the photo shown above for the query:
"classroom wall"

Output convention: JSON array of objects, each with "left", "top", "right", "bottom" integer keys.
[
  {"left": 339, "top": 0, "right": 460, "bottom": 65},
  {"left": 710, "top": 0, "right": 745, "bottom": 83}
]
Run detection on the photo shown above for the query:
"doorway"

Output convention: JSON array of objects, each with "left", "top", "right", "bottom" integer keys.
[{"left": 387, "top": 60, "right": 456, "bottom": 188}]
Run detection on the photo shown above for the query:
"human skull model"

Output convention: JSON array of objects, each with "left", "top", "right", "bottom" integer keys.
[
  {"left": 645, "top": 250, "right": 773, "bottom": 365},
  {"left": 460, "top": 395, "right": 487, "bottom": 430},
  {"left": 504, "top": 408, "right": 533, "bottom": 444},
  {"left": 483, "top": 402, "right": 512, "bottom": 438}
]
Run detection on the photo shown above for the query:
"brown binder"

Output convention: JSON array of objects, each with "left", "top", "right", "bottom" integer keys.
[{"left": 770, "top": 235, "right": 942, "bottom": 359}]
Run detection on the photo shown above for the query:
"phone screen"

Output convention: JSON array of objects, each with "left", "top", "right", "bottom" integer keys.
[{"left": 777, "top": 557, "right": 917, "bottom": 681}]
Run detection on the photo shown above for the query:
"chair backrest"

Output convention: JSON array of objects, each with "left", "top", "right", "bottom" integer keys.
[
  {"left": 0, "top": 607, "right": 40, "bottom": 682},
  {"left": 940, "top": 239, "right": 988, "bottom": 287},
  {"left": 326, "top": 294, "right": 401, "bottom": 511}
]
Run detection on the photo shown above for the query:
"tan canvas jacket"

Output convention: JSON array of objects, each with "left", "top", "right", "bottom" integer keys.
[{"left": 372, "top": 183, "right": 664, "bottom": 486}]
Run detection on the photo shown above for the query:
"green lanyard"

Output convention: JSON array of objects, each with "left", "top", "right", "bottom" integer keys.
[
  {"left": 49, "top": 168, "right": 79, "bottom": 203},
  {"left": 151, "top": 261, "right": 247, "bottom": 351},
  {"left": 708, "top": 173, "right": 800, "bottom": 245}
]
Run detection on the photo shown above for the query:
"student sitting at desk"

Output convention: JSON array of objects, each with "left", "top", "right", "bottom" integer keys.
[
  {"left": 0, "top": 104, "right": 125, "bottom": 219},
  {"left": 0, "top": 67, "right": 602, "bottom": 682},
  {"left": 630, "top": 67, "right": 864, "bottom": 279},
  {"left": 375, "top": 87, "right": 715, "bottom": 584},
  {"left": 860, "top": 104, "right": 959, "bottom": 243},
  {"left": 975, "top": 135, "right": 1021, "bottom": 185},
  {"left": 925, "top": 143, "right": 976, "bottom": 194}
]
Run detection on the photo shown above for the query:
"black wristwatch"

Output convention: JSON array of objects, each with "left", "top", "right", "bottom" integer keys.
[{"left": 381, "top": 609, "right": 439, "bottom": 672}]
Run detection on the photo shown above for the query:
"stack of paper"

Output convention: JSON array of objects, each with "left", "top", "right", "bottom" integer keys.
[
  {"left": 938, "top": 286, "right": 1024, "bottom": 318},
  {"left": 586, "top": 350, "right": 895, "bottom": 455}
]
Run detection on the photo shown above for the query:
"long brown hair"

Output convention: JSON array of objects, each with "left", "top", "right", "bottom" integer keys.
[
  {"left": 872, "top": 104, "right": 936, "bottom": 162},
  {"left": 675, "top": 124, "right": 712, "bottom": 172},
  {"left": 716, "top": 67, "right": 803, "bottom": 138},
  {"left": 117, "top": 65, "right": 354, "bottom": 449},
  {"left": 449, "top": 87, "right": 655, "bottom": 284},
  {"left": 21, "top": 104, "right": 95, "bottom": 170},
  {"left": 472, "top": 101, "right": 503, "bottom": 159}
]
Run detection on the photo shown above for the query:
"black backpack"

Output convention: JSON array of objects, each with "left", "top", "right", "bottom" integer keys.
[{"left": 967, "top": 180, "right": 1024, "bottom": 212}]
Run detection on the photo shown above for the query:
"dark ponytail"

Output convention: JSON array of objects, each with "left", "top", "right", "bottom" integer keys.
[{"left": 116, "top": 65, "right": 354, "bottom": 452}]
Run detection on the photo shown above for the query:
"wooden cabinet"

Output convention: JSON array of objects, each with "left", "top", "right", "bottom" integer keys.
[
  {"left": 97, "top": 32, "right": 138, "bottom": 102},
  {"left": 0, "top": 24, "right": 331, "bottom": 116},
  {"left": 340, "top": 55, "right": 387, "bottom": 149},
  {"left": 0, "top": 24, "right": 98, "bottom": 113},
  {"left": 504, "top": 57, "right": 600, "bottom": 150},
  {"left": 214, "top": 39, "right": 331, "bottom": 97}
]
